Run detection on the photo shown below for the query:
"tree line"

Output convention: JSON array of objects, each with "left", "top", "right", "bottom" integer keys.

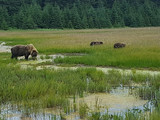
[{"left": 0, "top": 0, "right": 160, "bottom": 30}]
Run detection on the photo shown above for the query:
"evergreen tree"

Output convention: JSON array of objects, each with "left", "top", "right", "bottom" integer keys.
[
  {"left": 111, "top": 7, "right": 122, "bottom": 27},
  {"left": 15, "top": 10, "right": 25, "bottom": 29},
  {"left": 68, "top": 20, "right": 74, "bottom": 29},
  {"left": 0, "top": 19, "right": 8, "bottom": 30},
  {"left": 81, "top": 15, "right": 89, "bottom": 29},
  {"left": 70, "top": 4, "right": 82, "bottom": 29},
  {"left": 87, "top": 6, "right": 98, "bottom": 28},
  {"left": 28, "top": 3, "right": 42, "bottom": 28},
  {"left": 0, "top": 7, "right": 10, "bottom": 29},
  {"left": 111, "top": 0, "right": 124, "bottom": 27},
  {"left": 63, "top": 7, "right": 71, "bottom": 28},
  {"left": 22, "top": 15, "right": 36, "bottom": 29},
  {"left": 52, "top": 3, "right": 64, "bottom": 29},
  {"left": 105, "top": 9, "right": 112, "bottom": 28},
  {"left": 97, "top": 7, "right": 108, "bottom": 28},
  {"left": 41, "top": 4, "right": 52, "bottom": 28},
  {"left": 0, "top": 0, "right": 160, "bottom": 29}
]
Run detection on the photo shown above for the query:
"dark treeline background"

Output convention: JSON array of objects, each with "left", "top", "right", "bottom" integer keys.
[{"left": 0, "top": 0, "right": 160, "bottom": 30}]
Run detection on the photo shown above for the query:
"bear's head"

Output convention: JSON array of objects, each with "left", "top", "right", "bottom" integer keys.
[{"left": 31, "top": 50, "right": 38, "bottom": 58}]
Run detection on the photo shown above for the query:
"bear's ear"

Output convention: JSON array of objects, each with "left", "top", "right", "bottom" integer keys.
[{"left": 33, "top": 49, "right": 38, "bottom": 53}]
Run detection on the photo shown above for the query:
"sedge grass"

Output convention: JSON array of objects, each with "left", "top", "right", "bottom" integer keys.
[
  {"left": 0, "top": 27, "right": 160, "bottom": 69},
  {"left": 1, "top": 27, "right": 160, "bottom": 119},
  {"left": 0, "top": 64, "right": 160, "bottom": 119}
]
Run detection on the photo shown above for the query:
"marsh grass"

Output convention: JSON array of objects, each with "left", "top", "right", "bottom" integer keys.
[
  {"left": 54, "top": 46, "right": 160, "bottom": 69},
  {"left": 37, "top": 61, "right": 54, "bottom": 65},
  {"left": 79, "top": 103, "right": 88, "bottom": 119},
  {"left": 1, "top": 27, "right": 160, "bottom": 69},
  {"left": 0, "top": 64, "right": 160, "bottom": 119},
  {"left": 45, "top": 55, "right": 51, "bottom": 59},
  {"left": 1, "top": 28, "right": 160, "bottom": 119}
]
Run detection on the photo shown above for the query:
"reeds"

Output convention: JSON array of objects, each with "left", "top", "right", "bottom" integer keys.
[{"left": 0, "top": 62, "right": 160, "bottom": 119}]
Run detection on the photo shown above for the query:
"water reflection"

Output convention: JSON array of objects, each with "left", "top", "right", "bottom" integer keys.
[{"left": 0, "top": 86, "right": 154, "bottom": 120}]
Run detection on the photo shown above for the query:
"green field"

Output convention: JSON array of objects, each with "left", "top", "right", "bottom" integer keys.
[
  {"left": 0, "top": 27, "right": 160, "bottom": 119},
  {"left": 1, "top": 27, "right": 160, "bottom": 69}
]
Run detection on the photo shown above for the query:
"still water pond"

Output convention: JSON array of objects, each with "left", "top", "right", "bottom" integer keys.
[{"left": 1, "top": 86, "right": 153, "bottom": 120}]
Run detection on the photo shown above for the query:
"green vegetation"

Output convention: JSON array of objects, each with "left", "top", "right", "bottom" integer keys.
[
  {"left": 0, "top": 0, "right": 160, "bottom": 30},
  {"left": 1, "top": 28, "right": 160, "bottom": 119},
  {"left": 1, "top": 27, "right": 159, "bottom": 69},
  {"left": 54, "top": 47, "right": 160, "bottom": 69},
  {"left": 0, "top": 60, "right": 160, "bottom": 119}
]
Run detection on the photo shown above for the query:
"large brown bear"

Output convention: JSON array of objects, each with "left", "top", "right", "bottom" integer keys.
[
  {"left": 114, "top": 43, "right": 126, "bottom": 48},
  {"left": 11, "top": 44, "right": 38, "bottom": 60},
  {"left": 90, "top": 41, "right": 103, "bottom": 46}
]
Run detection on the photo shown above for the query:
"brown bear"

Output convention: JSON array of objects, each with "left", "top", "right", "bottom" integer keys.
[
  {"left": 11, "top": 44, "right": 38, "bottom": 60},
  {"left": 90, "top": 41, "right": 103, "bottom": 46},
  {"left": 114, "top": 43, "right": 126, "bottom": 48}
]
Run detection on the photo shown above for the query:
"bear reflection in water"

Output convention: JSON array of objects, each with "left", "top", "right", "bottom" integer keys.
[{"left": 11, "top": 44, "right": 38, "bottom": 60}]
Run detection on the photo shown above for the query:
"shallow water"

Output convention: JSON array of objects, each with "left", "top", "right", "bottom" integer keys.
[
  {"left": 70, "top": 87, "right": 150, "bottom": 114},
  {"left": 0, "top": 42, "right": 11, "bottom": 53},
  {"left": 0, "top": 87, "right": 153, "bottom": 120},
  {"left": 17, "top": 53, "right": 160, "bottom": 76},
  {"left": 18, "top": 54, "right": 64, "bottom": 65}
]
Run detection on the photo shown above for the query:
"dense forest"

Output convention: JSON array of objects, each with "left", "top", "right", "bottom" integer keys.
[{"left": 0, "top": 0, "right": 160, "bottom": 30}]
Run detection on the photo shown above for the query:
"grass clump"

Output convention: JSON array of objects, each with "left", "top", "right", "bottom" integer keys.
[{"left": 79, "top": 103, "right": 88, "bottom": 119}]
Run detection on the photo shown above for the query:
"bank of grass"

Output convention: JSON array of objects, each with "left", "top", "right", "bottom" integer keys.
[
  {"left": 0, "top": 27, "right": 160, "bottom": 69},
  {"left": 55, "top": 46, "right": 160, "bottom": 69}
]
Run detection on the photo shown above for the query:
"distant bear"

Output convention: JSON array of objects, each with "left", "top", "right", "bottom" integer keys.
[
  {"left": 11, "top": 44, "right": 38, "bottom": 60},
  {"left": 114, "top": 43, "right": 126, "bottom": 48},
  {"left": 90, "top": 41, "right": 103, "bottom": 46}
]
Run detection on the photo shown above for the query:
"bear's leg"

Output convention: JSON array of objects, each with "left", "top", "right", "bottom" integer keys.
[
  {"left": 25, "top": 53, "right": 30, "bottom": 60},
  {"left": 11, "top": 55, "right": 14, "bottom": 59},
  {"left": 11, "top": 54, "right": 17, "bottom": 59},
  {"left": 25, "top": 55, "right": 29, "bottom": 60}
]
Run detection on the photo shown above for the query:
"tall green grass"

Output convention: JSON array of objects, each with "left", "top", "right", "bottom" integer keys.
[
  {"left": 55, "top": 46, "right": 160, "bottom": 69},
  {"left": 0, "top": 63, "right": 160, "bottom": 119},
  {"left": 0, "top": 64, "right": 160, "bottom": 102}
]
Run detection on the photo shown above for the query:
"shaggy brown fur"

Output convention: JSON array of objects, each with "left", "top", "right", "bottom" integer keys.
[
  {"left": 90, "top": 41, "right": 103, "bottom": 46},
  {"left": 11, "top": 44, "right": 38, "bottom": 60},
  {"left": 114, "top": 43, "right": 126, "bottom": 48}
]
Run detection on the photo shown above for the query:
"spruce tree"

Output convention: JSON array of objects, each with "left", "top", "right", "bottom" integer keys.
[
  {"left": 81, "top": 15, "right": 89, "bottom": 29},
  {"left": 0, "top": 19, "right": 8, "bottom": 30},
  {"left": 28, "top": 3, "right": 42, "bottom": 28},
  {"left": 0, "top": 0, "right": 160, "bottom": 29},
  {"left": 15, "top": 10, "right": 25, "bottom": 29},
  {"left": 22, "top": 15, "right": 36, "bottom": 29},
  {"left": 71, "top": 4, "right": 82, "bottom": 29},
  {"left": 63, "top": 7, "right": 71, "bottom": 28},
  {"left": 52, "top": 3, "right": 64, "bottom": 29}
]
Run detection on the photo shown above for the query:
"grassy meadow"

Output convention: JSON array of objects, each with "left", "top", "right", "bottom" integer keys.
[
  {"left": 1, "top": 27, "right": 160, "bottom": 69},
  {"left": 0, "top": 27, "right": 160, "bottom": 119}
]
